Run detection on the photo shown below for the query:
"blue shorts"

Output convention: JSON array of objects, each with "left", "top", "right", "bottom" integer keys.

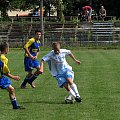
[
  {"left": 56, "top": 70, "right": 74, "bottom": 88},
  {"left": 0, "top": 77, "right": 11, "bottom": 89},
  {"left": 24, "top": 57, "right": 40, "bottom": 72},
  {"left": 88, "top": 9, "right": 92, "bottom": 17}
]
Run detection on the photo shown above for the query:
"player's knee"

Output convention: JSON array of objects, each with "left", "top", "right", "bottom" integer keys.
[
  {"left": 64, "top": 83, "right": 70, "bottom": 91},
  {"left": 64, "top": 87, "right": 70, "bottom": 91},
  {"left": 10, "top": 87, "right": 15, "bottom": 94}
]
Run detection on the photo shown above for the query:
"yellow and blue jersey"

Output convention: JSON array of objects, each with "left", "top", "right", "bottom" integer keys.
[
  {"left": 0, "top": 54, "right": 11, "bottom": 89},
  {"left": 24, "top": 38, "right": 40, "bottom": 71},
  {"left": 24, "top": 38, "right": 41, "bottom": 57},
  {"left": 0, "top": 54, "right": 10, "bottom": 78}
]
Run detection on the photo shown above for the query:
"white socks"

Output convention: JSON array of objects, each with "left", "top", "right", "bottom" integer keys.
[
  {"left": 70, "top": 83, "right": 80, "bottom": 97},
  {"left": 69, "top": 88, "right": 76, "bottom": 98}
]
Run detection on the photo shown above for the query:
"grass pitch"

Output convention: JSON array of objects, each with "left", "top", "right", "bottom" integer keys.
[{"left": 0, "top": 49, "right": 120, "bottom": 120}]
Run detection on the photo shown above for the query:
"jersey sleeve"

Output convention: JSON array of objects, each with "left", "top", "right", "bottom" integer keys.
[
  {"left": 24, "top": 38, "right": 35, "bottom": 49},
  {"left": 63, "top": 49, "right": 71, "bottom": 56},
  {"left": 0, "top": 55, "right": 10, "bottom": 74},
  {"left": 42, "top": 51, "right": 53, "bottom": 62},
  {"left": 3, "top": 64, "right": 10, "bottom": 74},
  {"left": 1, "top": 56, "right": 10, "bottom": 74}
]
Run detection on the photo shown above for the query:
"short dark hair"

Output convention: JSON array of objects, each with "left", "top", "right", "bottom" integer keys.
[
  {"left": 0, "top": 42, "right": 9, "bottom": 52},
  {"left": 52, "top": 41, "right": 61, "bottom": 47},
  {"left": 35, "top": 30, "right": 41, "bottom": 34}
]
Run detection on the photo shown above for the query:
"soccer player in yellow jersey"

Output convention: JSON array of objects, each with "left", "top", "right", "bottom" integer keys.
[
  {"left": 20, "top": 30, "right": 41, "bottom": 88},
  {"left": 0, "top": 42, "right": 24, "bottom": 109}
]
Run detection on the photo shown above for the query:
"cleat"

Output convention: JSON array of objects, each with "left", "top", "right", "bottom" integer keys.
[
  {"left": 20, "top": 85, "right": 26, "bottom": 89},
  {"left": 65, "top": 96, "right": 75, "bottom": 104},
  {"left": 65, "top": 99, "right": 74, "bottom": 104},
  {"left": 28, "top": 82, "right": 36, "bottom": 88},
  {"left": 13, "top": 106, "right": 25, "bottom": 109},
  {"left": 75, "top": 96, "right": 82, "bottom": 102}
]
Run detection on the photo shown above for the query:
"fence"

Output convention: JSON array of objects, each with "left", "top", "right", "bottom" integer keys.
[
  {"left": 44, "top": 22, "right": 120, "bottom": 47},
  {"left": 0, "top": 16, "right": 120, "bottom": 48}
]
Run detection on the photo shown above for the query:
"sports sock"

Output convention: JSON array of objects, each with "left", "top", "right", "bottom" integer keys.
[
  {"left": 28, "top": 74, "right": 37, "bottom": 84},
  {"left": 21, "top": 77, "right": 30, "bottom": 86},
  {"left": 11, "top": 98, "right": 19, "bottom": 109},
  {"left": 71, "top": 83, "right": 80, "bottom": 97},
  {"left": 68, "top": 88, "right": 76, "bottom": 98}
]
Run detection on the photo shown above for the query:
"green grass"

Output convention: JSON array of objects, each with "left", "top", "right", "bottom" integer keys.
[{"left": 0, "top": 49, "right": 120, "bottom": 120}]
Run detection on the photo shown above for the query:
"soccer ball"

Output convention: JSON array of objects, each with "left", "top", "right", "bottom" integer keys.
[{"left": 65, "top": 96, "right": 75, "bottom": 104}]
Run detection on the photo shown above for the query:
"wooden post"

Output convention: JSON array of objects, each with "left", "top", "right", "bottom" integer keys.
[{"left": 40, "top": 0, "right": 44, "bottom": 46}]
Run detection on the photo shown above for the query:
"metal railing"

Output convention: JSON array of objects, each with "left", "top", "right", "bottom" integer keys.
[{"left": 0, "top": 16, "right": 120, "bottom": 47}]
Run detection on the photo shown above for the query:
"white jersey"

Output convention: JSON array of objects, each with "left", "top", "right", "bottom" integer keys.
[{"left": 42, "top": 49, "right": 72, "bottom": 76}]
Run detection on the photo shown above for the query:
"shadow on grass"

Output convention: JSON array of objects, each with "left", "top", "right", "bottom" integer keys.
[{"left": 21, "top": 100, "right": 66, "bottom": 105}]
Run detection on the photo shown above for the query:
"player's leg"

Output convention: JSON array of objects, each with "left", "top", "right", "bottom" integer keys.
[
  {"left": 6, "top": 85, "right": 23, "bottom": 109},
  {"left": 27, "top": 59, "right": 40, "bottom": 88},
  {"left": 64, "top": 83, "right": 76, "bottom": 103},
  {"left": 1, "top": 78, "right": 17, "bottom": 108},
  {"left": 56, "top": 74, "right": 76, "bottom": 98},
  {"left": 27, "top": 66, "right": 40, "bottom": 88},
  {"left": 20, "top": 71, "right": 33, "bottom": 88},
  {"left": 21, "top": 57, "right": 34, "bottom": 88},
  {"left": 66, "top": 71, "right": 81, "bottom": 102},
  {"left": 64, "top": 83, "right": 76, "bottom": 98},
  {"left": 67, "top": 78, "right": 80, "bottom": 96},
  {"left": 66, "top": 79, "right": 81, "bottom": 102}
]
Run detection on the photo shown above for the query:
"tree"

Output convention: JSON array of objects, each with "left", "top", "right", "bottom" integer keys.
[
  {"left": 9, "top": 0, "right": 38, "bottom": 10},
  {"left": 57, "top": 0, "right": 64, "bottom": 21},
  {"left": 0, "top": 0, "right": 9, "bottom": 19},
  {"left": 0, "top": 0, "right": 39, "bottom": 19},
  {"left": 0, "top": 0, "right": 120, "bottom": 20}
]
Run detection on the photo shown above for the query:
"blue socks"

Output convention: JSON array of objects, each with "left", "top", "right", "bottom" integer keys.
[
  {"left": 21, "top": 75, "right": 38, "bottom": 87},
  {"left": 11, "top": 98, "right": 19, "bottom": 109},
  {"left": 28, "top": 75, "right": 37, "bottom": 84},
  {"left": 21, "top": 77, "right": 30, "bottom": 86}
]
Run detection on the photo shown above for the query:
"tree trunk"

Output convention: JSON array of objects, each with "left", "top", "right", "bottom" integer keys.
[
  {"left": 0, "top": 0, "right": 9, "bottom": 19},
  {"left": 57, "top": 0, "right": 64, "bottom": 22}
]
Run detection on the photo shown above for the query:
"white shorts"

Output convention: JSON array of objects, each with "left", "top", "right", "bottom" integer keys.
[{"left": 56, "top": 70, "right": 74, "bottom": 88}]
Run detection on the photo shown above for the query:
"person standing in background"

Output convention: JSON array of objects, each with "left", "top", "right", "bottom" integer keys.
[{"left": 82, "top": 6, "right": 92, "bottom": 23}]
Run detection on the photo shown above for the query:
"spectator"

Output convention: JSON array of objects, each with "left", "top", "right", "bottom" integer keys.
[
  {"left": 82, "top": 6, "right": 92, "bottom": 23},
  {"left": 99, "top": 6, "right": 106, "bottom": 21}
]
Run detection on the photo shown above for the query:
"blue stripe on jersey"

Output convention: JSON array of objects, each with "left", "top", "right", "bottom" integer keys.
[{"left": 29, "top": 41, "right": 40, "bottom": 56}]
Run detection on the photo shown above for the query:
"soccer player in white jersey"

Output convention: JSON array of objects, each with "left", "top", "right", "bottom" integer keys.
[{"left": 39, "top": 42, "right": 82, "bottom": 102}]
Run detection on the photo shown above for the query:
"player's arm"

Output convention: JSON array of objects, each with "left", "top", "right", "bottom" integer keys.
[
  {"left": 69, "top": 52, "right": 81, "bottom": 65},
  {"left": 35, "top": 47, "right": 40, "bottom": 59},
  {"left": 3, "top": 64, "right": 20, "bottom": 81},
  {"left": 5, "top": 73, "right": 20, "bottom": 81},
  {"left": 39, "top": 59, "right": 44, "bottom": 74},
  {"left": 39, "top": 51, "right": 52, "bottom": 74},
  {"left": 32, "top": 51, "right": 40, "bottom": 60},
  {"left": 24, "top": 39, "right": 36, "bottom": 60},
  {"left": 24, "top": 48, "right": 33, "bottom": 59}
]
